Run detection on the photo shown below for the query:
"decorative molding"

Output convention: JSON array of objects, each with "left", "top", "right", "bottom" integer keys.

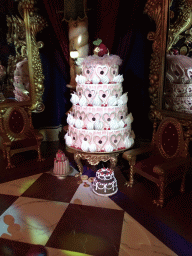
[{"left": 144, "top": 0, "right": 169, "bottom": 120}]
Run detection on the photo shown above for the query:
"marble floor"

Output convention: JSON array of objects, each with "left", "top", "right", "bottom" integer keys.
[{"left": 0, "top": 141, "right": 191, "bottom": 256}]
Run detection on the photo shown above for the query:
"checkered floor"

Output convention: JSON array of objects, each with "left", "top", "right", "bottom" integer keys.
[{"left": 0, "top": 166, "right": 177, "bottom": 256}]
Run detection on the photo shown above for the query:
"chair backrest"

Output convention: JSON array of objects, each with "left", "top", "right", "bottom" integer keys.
[{"left": 152, "top": 117, "right": 188, "bottom": 159}]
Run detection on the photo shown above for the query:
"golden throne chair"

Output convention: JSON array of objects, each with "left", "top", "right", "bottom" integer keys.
[
  {"left": 122, "top": 117, "right": 191, "bottom": 207},
  {"left": 0, "top": 105, "right": 44, "bottom": 168}
]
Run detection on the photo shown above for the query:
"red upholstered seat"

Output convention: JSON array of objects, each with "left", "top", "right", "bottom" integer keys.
[{"left": 122, "top": 117, "right": 190, "bottom": 207}]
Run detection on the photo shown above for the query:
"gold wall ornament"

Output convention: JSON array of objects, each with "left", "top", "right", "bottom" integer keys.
[
  {"left": 145, "top": 0, "right": 192, "bottom": 125},
  {"left": 0, "top": 0, "right": 47, "bottom": 168},
  {"left": 167, "top": 0, "right": 192, "bottom": 52},
  {"left": 19, "top": 0, "right": 48, "bottom": 112},
  {"left": 144, "top": 0, "right": 169, "bottom": 120}
]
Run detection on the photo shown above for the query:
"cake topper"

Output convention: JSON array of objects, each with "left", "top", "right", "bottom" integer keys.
[{"left": 93, "top": 39, "right": 109, "bottom": 57}]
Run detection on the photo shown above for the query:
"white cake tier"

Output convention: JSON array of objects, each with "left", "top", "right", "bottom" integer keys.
[
  {"left": 71, "top": 105, "right": 128, "bottom": 130},
  {"left": 76, "top": 83, "right": 123, "bottom": 106},
  {"left": 66, "top": 125, "right": 134, "bottom": 152}
]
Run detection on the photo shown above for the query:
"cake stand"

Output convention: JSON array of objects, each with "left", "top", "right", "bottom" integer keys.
[{"left": 66, "top": 146, "right": 126, "bottom": 177}]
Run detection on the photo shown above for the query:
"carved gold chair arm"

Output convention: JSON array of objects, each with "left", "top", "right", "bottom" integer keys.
[{"left": 122, "top": 143, "right": 152, "bottom": 160}]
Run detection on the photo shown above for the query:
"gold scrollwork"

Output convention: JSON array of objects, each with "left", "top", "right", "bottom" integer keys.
[
  {"left": 73, "top": 150, "right": 120, "bottom": 176},
  {"left": 144, "top": 0, "right": 169, "bottom": 120},
  {"left": 18, "top": 0, "right": 48, "bottom": 112}
]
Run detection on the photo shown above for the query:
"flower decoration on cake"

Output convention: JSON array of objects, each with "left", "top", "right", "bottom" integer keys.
[{"left": 93, "top": 39, "right": 109, "bottom": 57}]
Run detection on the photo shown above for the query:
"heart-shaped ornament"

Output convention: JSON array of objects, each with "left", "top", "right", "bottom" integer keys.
[
  {"left": 96, "top": 65, "right": 109, "bottom": 79},
  {"left": 84, "top": 88, "right": 96, "bottom": 104},
  {"left": 99, "top": 89, "right": 110, "bottom": 104},
  {"left": 93, "top": 135, "right": 108, "bottom": 151},
  {"left": 84, "top": 66, "right": 94, "bottom": 80},
  {"left": 76, "top": 111, "right": 86, "bottom": 121},
  {"left": 110, "top": 134, "right": 122, "bottom": 149},
  {"left": 112, "top": 85, "right": 122, "bottom": 96},
  {"left": 79, "top": 133, "right": 91, "bottom": 143},
  {"left": 110, "top": 65, "right": 119, "bottom": 77},
  {"left": 87, "top": 113, "right": 101, "bottom": 123},
  {"left": 69, "top": 131, "right": 78, "bottom": 145},
  {"left": 117, "top": 111, "right": 124, "bottom": 121},
  {"left": 102, "top": 112, "right": 116, "bottom": 125},
  {"left": 76, "top": 86, "right": 83, "bottom": 98}
]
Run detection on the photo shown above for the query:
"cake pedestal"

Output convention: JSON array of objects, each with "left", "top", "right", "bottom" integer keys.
[{"left": 66, "top": 146, "right": 124, "bottom": 177}]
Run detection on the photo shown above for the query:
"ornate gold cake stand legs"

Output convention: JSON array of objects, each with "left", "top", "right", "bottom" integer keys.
[
  {"left": 124, "top": 155, "right": 136, "bottom": 187},
  {"left": 74, "top": 152, "right": 119, "bottom": 177}
]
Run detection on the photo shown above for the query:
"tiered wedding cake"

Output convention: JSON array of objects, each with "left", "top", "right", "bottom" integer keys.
[
  {"left": 65, "top": 41, "right": 134, "bottom": 153},
  {"left": 92, "top": 168, "right": 118, "bottom": 196}
]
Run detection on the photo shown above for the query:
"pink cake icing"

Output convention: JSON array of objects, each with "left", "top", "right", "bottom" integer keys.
[
  {"left": 53, "top": 150, "right": 70, "bottom": 178},
  {"left": 92, "top": 168, "right": 118, "bottom": 196},
  {"left": 65, "top": 54, "right": 134, "bottom": 153}
]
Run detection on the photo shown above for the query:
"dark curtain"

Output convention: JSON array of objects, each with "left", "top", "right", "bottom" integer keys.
[{"left": 32, "top": 0, "right": 154, "bottom": 139}]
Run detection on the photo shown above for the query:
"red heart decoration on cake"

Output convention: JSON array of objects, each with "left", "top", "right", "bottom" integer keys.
[
  {"left": 69, "top": 131, "right": 78, "bottom": 145},
  {"left": 117, "top": 111, "right": 125, "bottom": 121},
  {"left": 96, "top": 65, "right": 109, "bottom": 79},
  {"left": 84, "top": 88, "right": 96, "bottom": 104},
  {"left": 76, "top": 111, "right": 86, "bottom": 121},
  {"left": 79, "top": 133, "right": 91, "bottom": 143},
  {"left": 99, "top": 89, "right": 110, "bottom": 104},
  {"left": 87, "top": 113, "right": 101, "bottom": 123},
  {"left": 93, "top": 135, "right": 108, "bottom": 151},
  {"left": 76, "top": 86, "right": 83, "bottom": 98},
  {"left": 84, "top": 66, "right": 94, "bottom": 80},
  {"left": 112, "top": 86, "right": 123, "bottom": 97},
  {"left": 102, "top": 112, "right": 116, "bottom": 125},
  {"left": 110, "top": 65, "right": 119, "bottom": 77},
  {"left": 110, "top": 134, "right": 122, "bottom": 149}
]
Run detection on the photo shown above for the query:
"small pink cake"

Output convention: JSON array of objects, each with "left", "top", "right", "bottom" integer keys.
[
  {"left": 92, "top": 168, "right": 118, "bottom": 196},
  {"left": 53, "top": 150, "right": 70, "bottom": 179}
]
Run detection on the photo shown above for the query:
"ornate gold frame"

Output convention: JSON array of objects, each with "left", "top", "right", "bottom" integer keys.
[
  {"left": 0, "top": 0, "right": 47, "bottom": 113},
  {"left": 144, "top": 0, "right": 169, "bottom": 120},
  {"left": 144, "top": 0, "right": 192, "bottom": 126},
  {"left": 0, "top": 0, "right": 47, "bottom": 168}
]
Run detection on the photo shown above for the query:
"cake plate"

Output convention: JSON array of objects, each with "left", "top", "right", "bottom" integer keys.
[{"left": 66, "top": 146, "right": 126, "bottom": 177}]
